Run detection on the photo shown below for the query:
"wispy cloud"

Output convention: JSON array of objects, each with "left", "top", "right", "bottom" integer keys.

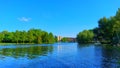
[{"left": 18, "top": 17, "right": 31, "bottom": 22}]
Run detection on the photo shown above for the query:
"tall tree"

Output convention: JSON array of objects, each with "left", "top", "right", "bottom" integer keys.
[
  {"left": 13, "top": 30, "right": 20, "bottom": 43},
  {"left": 21, "top": 31, "right": 27, "bottom": 43},
  {"left": 48, "top": 32, "right": 55, "bottom": 44},
  {"left": 96, "top": 8, "right": 120, "bottom": 44},
  {"left": 28, "top": 30, "right": 34, "bottom": 43},
  {"left": 42, "top": 32, "right": 49, "bottom": 43},
  {"left": 0, "top": 33, "right": 4, "bottom": 42}
]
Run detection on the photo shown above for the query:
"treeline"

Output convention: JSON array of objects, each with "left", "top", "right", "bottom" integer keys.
[
  {"left": 76, "top": 30, "right": 94, "bottom": 44},
  {"left": 93, "top": 8, "right": 120, "bottom": 45},
  {"left": 77, "top": 8, "right": 120, "bottom": 45},
  {"left": 0, "top": 29, "right": 56, "bottom": 44}
]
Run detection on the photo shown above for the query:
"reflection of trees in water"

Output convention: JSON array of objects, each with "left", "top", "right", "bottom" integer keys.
[
  {"left": 0, "top": 46, "right": 53, "bottom": 59},
  {"left": 77, "top": 44, "right": 93, "bottom": 49},
  {"left": 100, "top": 45, "right": 120, "bottom": 68},
  {"left": 77, "top": 44, "right": 120, "bottom": 67}
]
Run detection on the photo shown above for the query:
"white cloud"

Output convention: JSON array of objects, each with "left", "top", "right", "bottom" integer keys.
[{"left": 18, "top": 17, "right": 31, "bottom": 22}]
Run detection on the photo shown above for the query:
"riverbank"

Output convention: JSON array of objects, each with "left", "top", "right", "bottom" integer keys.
[{"left": 0, "top": 42, "right": 55, "bottom": 45}]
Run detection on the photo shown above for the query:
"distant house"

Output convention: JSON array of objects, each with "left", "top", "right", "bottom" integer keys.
[{"left": 57, "top": 36, "right": 76, "bottom": 42}]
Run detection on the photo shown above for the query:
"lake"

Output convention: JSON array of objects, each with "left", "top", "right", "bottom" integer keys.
[{"left": 0, "top": 43, "right": 120, "bottom": 68}]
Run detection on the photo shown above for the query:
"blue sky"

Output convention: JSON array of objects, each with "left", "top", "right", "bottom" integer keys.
[{"left": 0, "top": 0, "right": 120, "bottom": 37}]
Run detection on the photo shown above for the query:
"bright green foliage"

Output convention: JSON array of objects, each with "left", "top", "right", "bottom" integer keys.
[
  {"left": 20, "top": 31, "right": 27, "bottom": 43},
  {"left": 14, "top": 30, "right": 20, "bottom": 43},
  {"left": 28, "top": 30, "right": 34, "bottom": 43},
  {"left": 42, "top": 32, "right": 49, "bottom": 43},
  {"left": 2, "top": 31, "right": 14, "bottom": 43},
  {"left": 34, "top": 29, "right": 42, "bottom": 44},
  {"left": 77, "top": 30, "right": 94, "bottom": 44},
  {"left": 48, "top": 32, "right": 55, "bottom": 44},
  {"left": 0, "top": 33, "right": 4, "bottom": 42},
  {"left": 0, "top": 29, "right": 55, "bottom": 44}
]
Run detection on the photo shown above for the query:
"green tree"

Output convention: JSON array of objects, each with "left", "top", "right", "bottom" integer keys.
[
  {"left": 0, "top": 33, "right": 4, "bottom": 42},
  {"left": 93, "top": 8, "right": 120, "bottom": 44},
  {"left": 20, "top": 31, "right": 27, "bottom": 43},
  {"left": 77, "top": 30, "right": 94, "bottom": 44},
  {"left": 13, "top": 30, "right": 20, "bottom": 43},
  {"left": 42, "top": 32, "right": 49, "bottom": 43},
  {"left": 34, "top": 29, "right": 42, "bottom": 44},
  {"left": 0, "top": 28, "right": 55, "bottom": 44},
  {"left": 2, "top": 31, "right": 13, "bottom": 43},
  {"left": 48, "top": 32, "right": 55, "bottom": 44},
  {"left": 28, "top": 29, "right": 34, "bottom": 43}
]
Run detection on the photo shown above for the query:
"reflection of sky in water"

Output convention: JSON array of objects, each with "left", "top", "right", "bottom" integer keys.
[{"left": 0, "top": 43, "right": 119, "bottom": 68}]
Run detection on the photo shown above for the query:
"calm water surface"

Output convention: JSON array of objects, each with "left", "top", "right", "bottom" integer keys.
[{"left": 0, "top": 43, "right": 120, "bottom": 68}]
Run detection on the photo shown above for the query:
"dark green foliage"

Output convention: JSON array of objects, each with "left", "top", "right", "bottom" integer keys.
[
  {"left": 54, "top": 36, "right": 58, "bottom": 42},
  {"left": 92, "top": 8, "right": 120, "bottom": 44},
  {"left": 77, "top": 8, "right": 120, "bottom": 45},
  {"left": 41, "top": 32, "right": 49, "bottom": 43},
  {"left": 0, "top": 29, "right": 55, "bottom": 44},
  {"left": 76, "top": 30, "right": 94, "bottom": 44},
  {"left": 97, "top": 9, "right": 120, "bottom": 44}
]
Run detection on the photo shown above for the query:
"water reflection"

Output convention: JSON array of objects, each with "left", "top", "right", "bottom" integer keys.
[
  {"left": 0, "top": 43, "right": 120, "bottom": 68},
  {"left": 77, "top": 44, "right": 120, "bottom": 68},
  {"left": 100, "top": 45, "right": 120, "bottom": 68},
  {"left": 0, "top": 45, "right": 53, "bottom": 59}
]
